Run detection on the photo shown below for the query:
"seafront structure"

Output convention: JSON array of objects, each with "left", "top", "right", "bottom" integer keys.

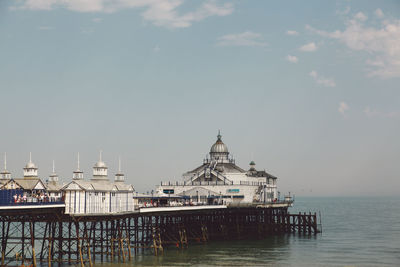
[
  {"left": 0, "top": 152, "right": 135, "bottom": 212},
  {"left": 63, "top": 152, "right": 135, "bottom": 214},
  {"left": 0, "top": 135, "right": 320, "bottom": 266},
  {"left": 0, "top": 153, "right": 46, "bottom": 194},
  {"left": 46, "top": 160, "right": 63, "bottom": 201},
  {"left": 157, "top": 132, "right": 278, "bottom": 204}
]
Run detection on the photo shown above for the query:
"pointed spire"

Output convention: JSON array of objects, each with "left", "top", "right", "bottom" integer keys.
[
  {"left": 49, "top": 159, "right": 58, "bottom": 183},
  {"left": 73, "top": 152, "right": 83, "bottom": 180},
  {"left": 115, "top": 156, "right": 124, "bottom": 182},
  {"left": 77, "top": 152, "right": 80, "bottom": 170},
  {"left": 1, "top": 152, "right": 11, "bottom": 179}
]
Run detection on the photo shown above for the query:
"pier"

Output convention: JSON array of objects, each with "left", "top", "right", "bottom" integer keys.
[
  {"left": 0, "top": 203, "right": 319, "bottom": 266},
  {"left": 0, "top": 134, "right": 321, "bottom": 266}
]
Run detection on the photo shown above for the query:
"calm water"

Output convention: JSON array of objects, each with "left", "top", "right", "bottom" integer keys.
[{"left": 99, "top": 197, "right": 400, "bottom": 267}]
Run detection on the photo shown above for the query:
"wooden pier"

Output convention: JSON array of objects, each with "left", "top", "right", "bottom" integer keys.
[{"left": 0, "top": 205, "right": 319, "bottom": 266}]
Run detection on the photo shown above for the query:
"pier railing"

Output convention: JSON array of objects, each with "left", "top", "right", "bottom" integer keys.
[{"left": 160, "top": 181, "right": 268, "bottom": 186}]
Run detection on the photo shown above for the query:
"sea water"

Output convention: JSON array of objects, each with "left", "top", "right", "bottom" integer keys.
[{"left": 99, "top": 197, "right": 400, "bottom": 266}]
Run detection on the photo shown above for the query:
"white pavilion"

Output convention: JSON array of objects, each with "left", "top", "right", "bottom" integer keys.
[
  {"left": 156, "top": 132, "right": 278, "bottom": 204},
  {"left": 63, "top": 152, "right": 135, "bottom": 214}
]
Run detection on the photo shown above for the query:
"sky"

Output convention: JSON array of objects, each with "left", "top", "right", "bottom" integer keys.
[{"left": 0, "top": 0, "right": 399, "bottom": 196}]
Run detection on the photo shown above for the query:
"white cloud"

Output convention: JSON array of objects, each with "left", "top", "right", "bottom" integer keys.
[
  {"left": 286, "top": 55, "right": 298, "bottom": 63},
  {"left": 92, "top": 17, "right": 102, "bottom": 23},
  {"left": 286, "top": 30, "right": 299, "bottom": 36},
  {"left": 354, "top": 12, "right": 367, "bottom": 22},
  {"left": 306, "top": 12, "right": 400, "bottom": 78},
  {"left": 338, "top": 102, "right": 349, "bottom": 116},
  {"left": 309, "top": 70, "right": 336, "bottom": 87},
  {"left": 20, "top": 0, "right": 58, "bottom": 10},
  {"left": 299, "top": 42, "right": 317, "bottom": 52},
  {"left": 13, "top": 0, "right": 234, "bottom": 29},
  {"left": 216, "top": 31, "right": 267, "bottom": 47},
  {"left": 364, "top": 107, "right": 400, "bottom": 118},
  {"left": 375, "top": 8, "right": 384, "bottom": 18}
]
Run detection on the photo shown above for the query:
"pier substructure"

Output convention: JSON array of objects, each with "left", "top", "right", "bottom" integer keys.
[{"left": 0, "top": 206, "right": 318, "bottom": 266}]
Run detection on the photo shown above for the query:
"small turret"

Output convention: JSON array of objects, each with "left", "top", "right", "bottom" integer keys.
[
  {"left": 23, "top": 152, "right": 38, "bottom": 178},
  {"left": 72, "top": 152, "right": 84, "bottom": 180},
  {"left": 92, "top": 150, "right": 108, "bottom": 180},
  {"left": 114, "top": 157, "right": 125, "bottom": 183},
  {"left": 48, "top": 160, "right": 59, "bottom": 183},
  {"left": 249, "top": 161, "right": 256, "bottom": 171}
]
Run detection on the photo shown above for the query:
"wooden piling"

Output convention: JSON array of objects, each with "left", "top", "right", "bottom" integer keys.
[
  {"left": 75, "top": 222, "right": 84, "bottom": 267},
  {"left": 29, "top": 222, "right": 37, "bottom": 267}
]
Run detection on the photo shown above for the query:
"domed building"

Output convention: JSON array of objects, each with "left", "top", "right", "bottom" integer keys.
[
  {"left": 209, "top": 131, "right": 230, "bottom": 162},
  {"left": 156, "top": 132, "right": 278, "bottom": 204}
]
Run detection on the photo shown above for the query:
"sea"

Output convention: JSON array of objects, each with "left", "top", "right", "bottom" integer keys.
[{"left": 99, "top": 197, "right": 400, "bottom": 267}]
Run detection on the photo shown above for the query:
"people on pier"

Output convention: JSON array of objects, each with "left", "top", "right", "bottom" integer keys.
[{"left": 10, "top": 191, "right": 61, "bottom": 204}]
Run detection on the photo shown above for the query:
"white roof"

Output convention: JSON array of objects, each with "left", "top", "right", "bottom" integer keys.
[{"left": 63, "top": 179, "right": 134, "bottom": 192}]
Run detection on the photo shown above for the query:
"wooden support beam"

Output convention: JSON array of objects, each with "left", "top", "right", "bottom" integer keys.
[
  {"left": 47, "top": 222, "right": 54, "bottom": 267},
  {"left": 30, "top": 221, "right": 37, "bottom": 267},
  {"left": 58, "top": 221, "right": 63, "bottom": 263},
  {"left": 75, "top": 221, "right": 84, "bottom": 267}
]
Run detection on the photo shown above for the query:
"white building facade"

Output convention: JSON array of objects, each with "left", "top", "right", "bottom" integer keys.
[
  {"left": 63, "top": 153, "right": 135, "bottom": 215},
  {"left": 156, "top": 132, "right": 278, "bottom": 204}
]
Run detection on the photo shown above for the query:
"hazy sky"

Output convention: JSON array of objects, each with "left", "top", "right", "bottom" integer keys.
[{"left": 1, "top": 0, "right": 399, "bottom": 196}]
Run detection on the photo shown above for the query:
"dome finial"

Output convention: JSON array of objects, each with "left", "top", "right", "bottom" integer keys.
[
  {"left": 217, "top": 130, "right": 221, "bottom": 140},
  {"left": 29, "top": 152, "right": 32, "bottom": 163},
  {"left": 4, "top": 152, "right": 7, "bottom": 171},
  {"left": 99, "top": 150, "right": 102, "bottom": 162}
]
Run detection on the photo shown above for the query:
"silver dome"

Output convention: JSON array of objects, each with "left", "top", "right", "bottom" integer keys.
[
  {"left": 25, "top": 162, "right": 37, "bottom": 169},
  {"left": 94, "top": 161, "right": 107, "bottom": 168},
  {"left": 210, "top": 132, "right": 229, "bottom": 154}
]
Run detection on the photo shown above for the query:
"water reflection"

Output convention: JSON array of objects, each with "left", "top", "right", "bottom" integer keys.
[{"left": 98, "top": 235, "right": 295, "bottom": 266}]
